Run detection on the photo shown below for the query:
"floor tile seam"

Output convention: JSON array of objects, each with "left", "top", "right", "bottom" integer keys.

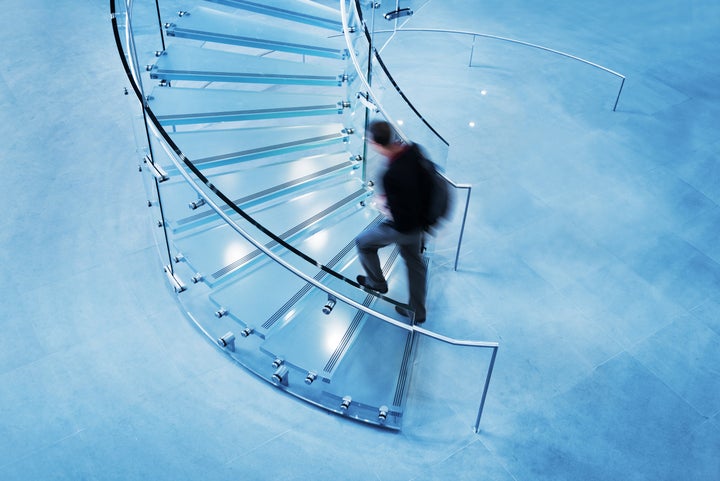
[
  {"left": 577, "top": 258, "right": 694, "bottom": 326},
  {"left": 690, "top": 414, "right": 720, "bottom": 436},
  {"left": 0, "top": 343, "right": 70, "bottom": 381},
  {"left": 487, "top": 206, "right": 620, "bottom": 267},
  {"left": 0, "top": 425, "right": 87, "bottom": 471},
  {"left": 424, "top": 435, "right": 519, "bottom": 481},
  {"left": 11, "top": 250, "right": 155, "bottom": 296},
  {"left": 612, "top": 346, "right": 709, "bottom": 425},
  {"left": 622, "top": 308, "right": 691, "bottom": 353},
  {"left": 513, "top": 247, "right": 616, "bottom": 296},
  {"left": 63, "top": 370, "right": 227, "bottom": 437},
  {"left": 21, "top": 307, "right": 171, "bottom": 364},
  {"left": 222, "top": 428, "right": 294, "bottom": 466},
  {"left": 8, "top": 323, "right": 200, "bottom": 429},
  {"left": 675, "top": 233, "right": 720, "bottom": 269},
  {"left": 688, "top": 302, "right": 720, "bottom": 338},
  {"left": 618, "top": 240, "right": 720, "bottom": 299},
  {"left": 711, "top": 412, "right": 720, "bottom": 426},
  {"left": 535, "top": 350, "right": 707, "bottom": 454},
  {"left": 627, "top": 347, "right": 720, "bottom": 420},
  {"left": 469, "top": 428, "right": 544, "bottom": 481}
]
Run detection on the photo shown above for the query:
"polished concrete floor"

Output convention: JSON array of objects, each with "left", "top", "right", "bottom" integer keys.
[{"left": 1, "top": 1, "right": 719, "bottom": 480}]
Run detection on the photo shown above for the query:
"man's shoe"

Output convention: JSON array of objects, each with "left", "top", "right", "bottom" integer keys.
[
  {"left": 394, "top": 305, "right": 425, "bottom": 324},
  {"left": 356, "top": 275, "right": 388, "bottom": 294}
]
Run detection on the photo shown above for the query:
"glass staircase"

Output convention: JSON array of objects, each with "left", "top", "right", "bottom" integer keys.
[{"left": 111, "top": 0, "right": 497, "bottom": 431}]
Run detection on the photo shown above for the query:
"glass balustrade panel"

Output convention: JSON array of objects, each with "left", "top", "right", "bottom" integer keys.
[{"left": 344, "top": 1, "right": 449, "bottom": 169}]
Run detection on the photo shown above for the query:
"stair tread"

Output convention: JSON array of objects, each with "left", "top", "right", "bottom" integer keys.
[
  {"left": 321, "top": 320, "right": 415, "bottom": 409},
  {"left": 149, "top": 86, "right": 345, "bottom": 125},
  {"left": 256, "top": 242, "right": 405, "bottom": 380},
  {"left": 151, "top": 45, "right": 343, "bottom": 85},
  {"left": 259, "top": 289, "right": 369, "bottom": 380},
  {"left": 203, "top": 0, "right": 342, "bottom": 30},
  {"left": 161, "top": 151, "right": 357, "bottom": 231},
  {"left": 172, "top": 179, "right": 369, "bottom": 285},
  {"left": 209, "top": 208, "right": 378, "bottom": 331},
  {"left": 166, "top": 123, "right": 348, "bottom": 168},
  {"left": 168, "top": 6, "right": 346, "bottom": 58}
]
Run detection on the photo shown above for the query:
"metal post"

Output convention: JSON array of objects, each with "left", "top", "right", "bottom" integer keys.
[
  {"left": 613, "top": 76, "right": 625, "bottom": 112},
  {"left": 469, "top": 34, "right": 476, "bottom": 67},
  {"left": 454, "top": 185, "right": 471, "bottom": 271},
  {"left": 474, "top": 345, "right": 498, "bottom": 433},
  {"left": 154, "top": 0, "right": 165, "bottom": 51}
]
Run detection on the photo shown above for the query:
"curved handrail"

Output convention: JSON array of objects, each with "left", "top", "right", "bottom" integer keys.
[
  {"left": 110, "top": 0, "right": 496, "bottom": 348},
  {"left": 341, "top": 1, "right": 449, "bottom": 147},
  {"left": 376, "top": 27, "right": 626, "bottom": 111}
]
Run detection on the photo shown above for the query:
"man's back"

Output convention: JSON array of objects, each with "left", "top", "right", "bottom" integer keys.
[{"left": 382, "top": 144, "right": 429, "bottom": 233}]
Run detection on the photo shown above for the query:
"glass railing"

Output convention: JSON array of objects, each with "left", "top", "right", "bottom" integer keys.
[
  {"left": 111, "top": 0, "right": 498, "bottom": 432},
  {"left": 344, "top": 0, "right": 449, "bottom": 168}
]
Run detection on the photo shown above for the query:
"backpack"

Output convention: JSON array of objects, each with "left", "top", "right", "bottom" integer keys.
[{"left": 412, "top": 144, "right": 452, "bottom": 232}]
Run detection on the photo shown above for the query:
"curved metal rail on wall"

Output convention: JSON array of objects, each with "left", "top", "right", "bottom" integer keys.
[
  {"left": 377, "top": 27, "right": 626, "bottom": 111},
  {"left": 110, "top": 0, "right": 498, "bottom": 433}
]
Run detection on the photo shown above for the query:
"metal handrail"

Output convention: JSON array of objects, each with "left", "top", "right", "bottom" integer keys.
[
  {"left": 376, "top": 27, "right": 626, "bottom": 111},
  {"left": 439, "top": 172, "right": 472, "bottom": 271},
  {"left": 112, "top": 0, "right": 498, "bottom": 432}
]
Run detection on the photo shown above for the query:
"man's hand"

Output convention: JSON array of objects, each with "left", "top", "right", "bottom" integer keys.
[{"left": 373, "top": 194, "right": 392, "bottom": 220}]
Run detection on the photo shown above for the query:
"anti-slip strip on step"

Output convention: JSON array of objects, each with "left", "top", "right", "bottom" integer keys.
[
  {"left": 211, "top": 189, "right": 366, "bottom": 280},
  {"left": 393, "top": 333, "right": 416, "bottom": 407},
  {"left": 324, "top": 312, "right": 366, "bottom": 374},
  {"left": 262, "top": 283, "right": 313, "bottom": 330},
  {"left": 261, "top": 215, "right": 380, "bottom": 331},
  {"left": 324, "top": 246, "right": 401, "bottom": 374}
]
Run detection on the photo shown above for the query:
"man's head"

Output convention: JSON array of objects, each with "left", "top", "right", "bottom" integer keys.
[{"left": 367, "top": 120, "right": 396, "bottom": 147}]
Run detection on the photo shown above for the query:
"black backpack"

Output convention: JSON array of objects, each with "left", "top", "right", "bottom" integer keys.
[{"left": 412, "top": 144, "right": 452, "bottom": 232}]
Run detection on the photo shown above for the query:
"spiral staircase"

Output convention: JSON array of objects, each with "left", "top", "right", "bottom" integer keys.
[{"left": 112, "top": 0, "right": 497, "bottom": 431}]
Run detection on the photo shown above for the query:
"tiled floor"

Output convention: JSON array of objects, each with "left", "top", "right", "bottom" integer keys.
[{"left": 1, "top": 1, "right": 718, "bottom": 480}]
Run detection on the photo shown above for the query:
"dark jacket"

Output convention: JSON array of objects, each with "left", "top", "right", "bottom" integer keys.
[{"left": 383, "top": 144, "right": 430, "bottom": 233}]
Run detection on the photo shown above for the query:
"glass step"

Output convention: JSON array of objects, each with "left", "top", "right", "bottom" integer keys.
[
  {"left": 317, "top": 319, "right": 416, "bottom": 430},
  {"left": 171, "top": 179, "right": 370, "bottom": 286},
  {"left": 166, "top": 6, "right": 347, "bottom": 59},
  {"left": 258, "top": 288, "right": 373, "bottom": 382},
  {"left": 203, "top": 0, "right": 342, "bottom": 31},
  {"left": 256, "top": 245, "right": 405, "bottom": 383},
  {"left": 165, "top": 123, "right": 349, "bottom": 170},
  {"left": 148, "top": 86, "right": 346, "bottom": 125},
  {"left": 160, "top": 151, "right": 358, "bottom": 233},
  {"left": 208, "top": 209, "right": 382, "bottom": 338},
  {"left": 150, "top": 45, "right": 345, "bottom": 85}
]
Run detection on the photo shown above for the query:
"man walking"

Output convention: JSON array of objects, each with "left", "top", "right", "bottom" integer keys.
[{"left": 355, "top": 120, "right": 429, "bottom": 324}]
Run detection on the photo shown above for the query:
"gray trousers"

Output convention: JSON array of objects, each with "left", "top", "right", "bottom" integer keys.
[{"left": 355, "top": 221, "right": 427, "bottom": 320}]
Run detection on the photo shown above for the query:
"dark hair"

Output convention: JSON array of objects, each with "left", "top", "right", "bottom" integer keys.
[{"left": 368, "top": 120, "right": 395, "bottom": 147}]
